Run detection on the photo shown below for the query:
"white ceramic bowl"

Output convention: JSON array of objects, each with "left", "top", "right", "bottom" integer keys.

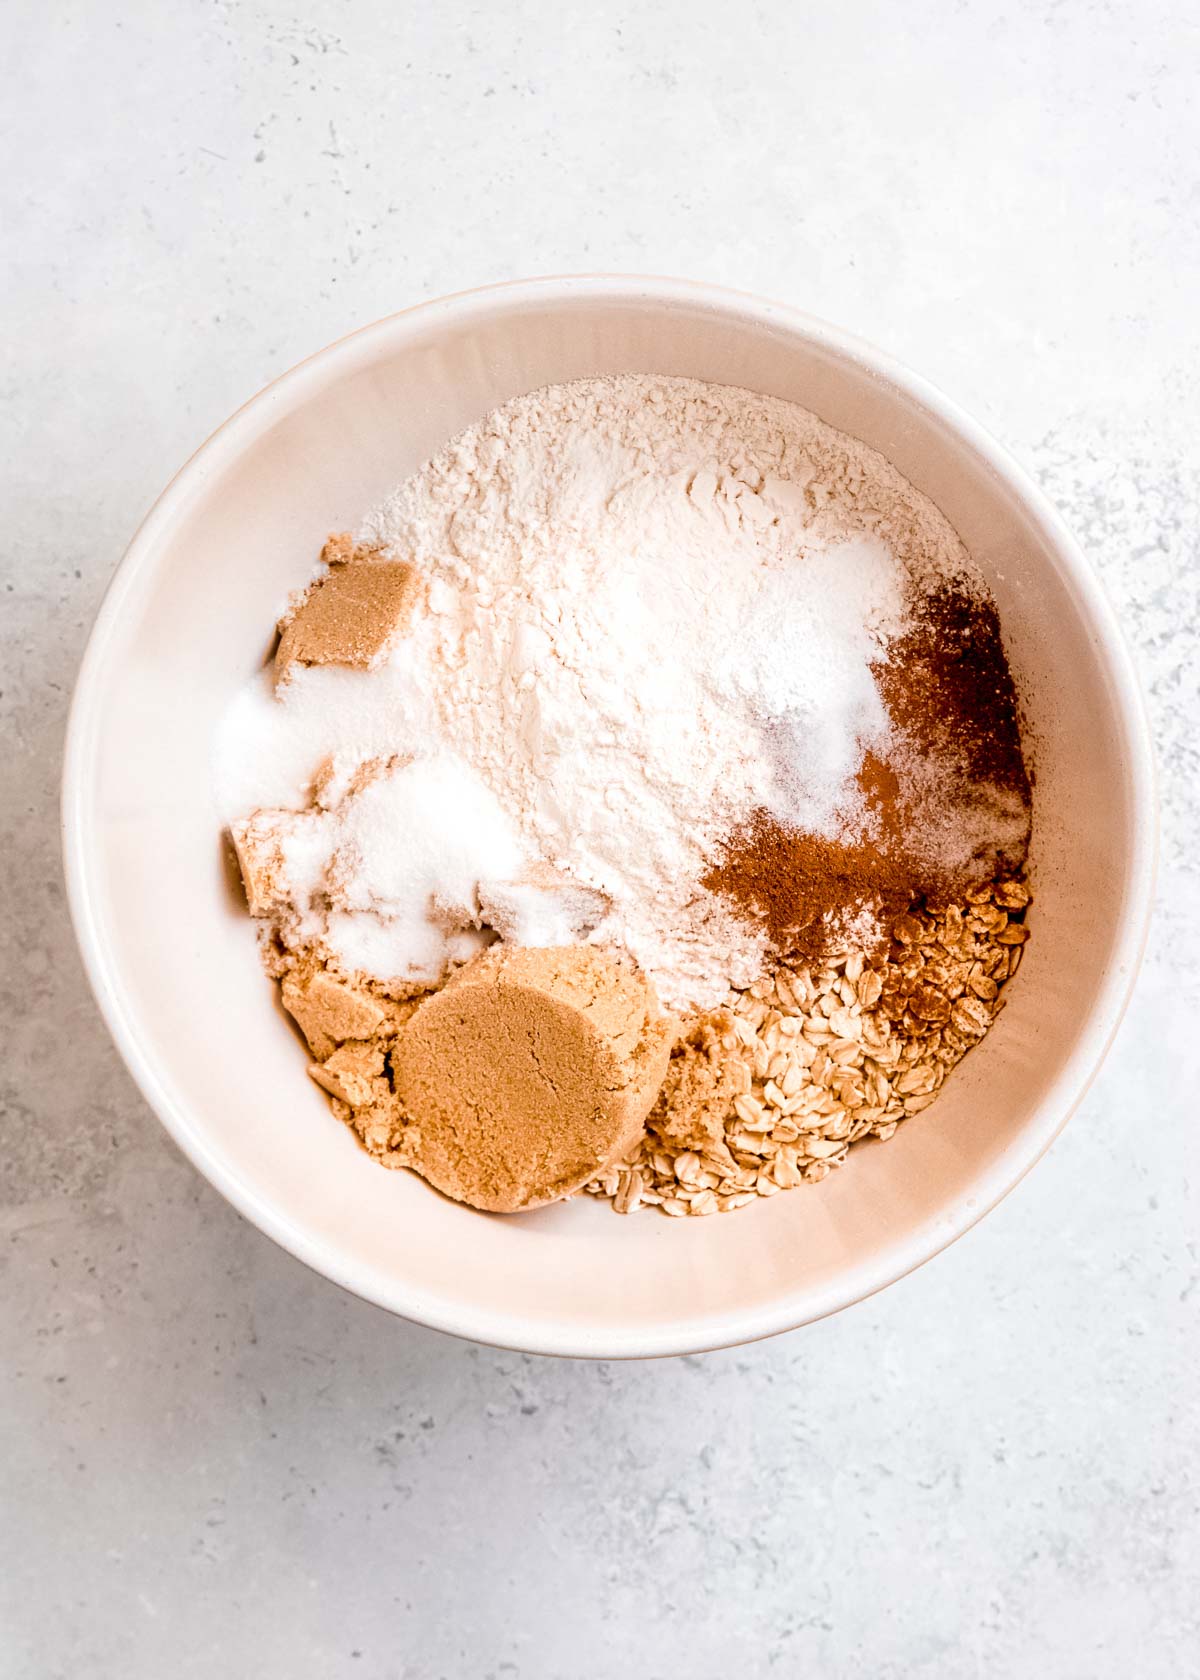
[{"left": 63, "top": 278, "right": 1155, "bottom": 1357}]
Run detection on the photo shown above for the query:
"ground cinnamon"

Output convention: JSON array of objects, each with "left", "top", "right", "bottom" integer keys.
[
  {"left": 877, "top": 584, "right": 1029, "bottom": 799},
  {"left": 704, "top": 585, "right": 1032, "bottom": 956}
]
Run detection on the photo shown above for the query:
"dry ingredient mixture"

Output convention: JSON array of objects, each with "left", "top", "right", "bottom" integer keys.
[{"left": 218, "top": 375, "right": 1032, "bottom": 1218}]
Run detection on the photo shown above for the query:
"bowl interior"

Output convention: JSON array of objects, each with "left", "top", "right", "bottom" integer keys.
[{"left": 65, "top": 283, "right": 1150, "bottom": 1355}]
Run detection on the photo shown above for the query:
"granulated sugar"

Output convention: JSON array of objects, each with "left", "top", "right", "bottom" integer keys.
[
  {"left": 230, "top": 755, "right": 525, "bottom": 984},
  {"left": 218, "top": 374, "right": 988, "bottom": 1010}
]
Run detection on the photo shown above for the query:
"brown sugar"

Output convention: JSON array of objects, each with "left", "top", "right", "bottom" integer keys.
[
  {"left": 318, "top": 531, "right": 357, "bottom": 568},
  {"left": 229, "top": 809, "right": 302, "bottom": 916},
  {"left": 274, "top": 539, "right": 418, "bottom": 685},
  {"left": 385, "top": 945, "right": 675, "bottom": 1213},
  {"left": 646, "top": 1011, "right": 747, "bottom": 1158},
  {"left": 282, "top": 968, "right": 388, "bottom": 1060}
]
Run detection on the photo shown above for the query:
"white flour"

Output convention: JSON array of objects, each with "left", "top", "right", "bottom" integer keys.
[{"left": 217, "top": 375, "right": 975, "bottom": 1011}]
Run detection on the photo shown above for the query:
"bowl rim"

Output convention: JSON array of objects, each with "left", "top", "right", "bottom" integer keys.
[{"left": 61, "top": 274, "right": 1157, "bottom": 1359}]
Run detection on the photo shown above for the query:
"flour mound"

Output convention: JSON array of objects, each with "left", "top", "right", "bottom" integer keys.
[{"left": 219, "top": 375, "right": 976, "bottom": 1010}]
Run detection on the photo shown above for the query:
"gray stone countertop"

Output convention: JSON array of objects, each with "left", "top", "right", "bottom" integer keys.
[{"left": 3, "top": 2, "right": 1197, "bottom": 1674}]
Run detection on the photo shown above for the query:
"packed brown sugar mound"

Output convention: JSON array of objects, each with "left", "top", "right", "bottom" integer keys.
[
  {"left": 388, "top": 946, "right": 674, "bottom": 1211},
  {"left": 293, "top": 946, "right": 674, "bottom": 1213}
]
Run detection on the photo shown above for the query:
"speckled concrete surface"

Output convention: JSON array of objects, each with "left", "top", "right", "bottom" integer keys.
[{"left": 4, "top": 3, "right": 1198, "bottom": 1675}]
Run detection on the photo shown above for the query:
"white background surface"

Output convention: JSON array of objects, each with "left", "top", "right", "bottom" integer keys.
[{"left": 3, "top": 2, "right": 1198, "bottom": 1675}]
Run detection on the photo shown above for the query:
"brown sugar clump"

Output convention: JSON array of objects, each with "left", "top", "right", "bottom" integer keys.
[
  {"left": 229, "top": 809, "right": 306, "bottom": 916},
  {"left": 318, "top": 531, "right": 357, "bottom": 568},
  {"left": 387, "top": 945, "right": 675, "bottom": 1213},
  {"left": 274, "top": 540, "right": 418, "bottom": 686},
  {"left": 310, "top": 1040, "right": 391, "bottom": 1108},
  {"left": 282, "top": 969, "right": 388, "bottom": 1059},
  {"left": 647, "top": 1011, "right": 746, "bottom": 1157}
]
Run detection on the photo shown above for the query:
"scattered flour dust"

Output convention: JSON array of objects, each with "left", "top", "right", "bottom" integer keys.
[{"left": 216, "top": 374, "right": 977, "bottom": 1011}]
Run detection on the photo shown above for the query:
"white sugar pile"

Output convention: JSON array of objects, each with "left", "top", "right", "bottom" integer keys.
[
  {"left": 216, "top": 374, "right": 975, "bottom": 1010},
  {"left": 283, "top": 756, "right": 525, "bottom": 982}
]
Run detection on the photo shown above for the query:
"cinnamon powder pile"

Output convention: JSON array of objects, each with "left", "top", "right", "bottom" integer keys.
[{"left": 704, "top": 585, "right": 1031, "bottom": 956}]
